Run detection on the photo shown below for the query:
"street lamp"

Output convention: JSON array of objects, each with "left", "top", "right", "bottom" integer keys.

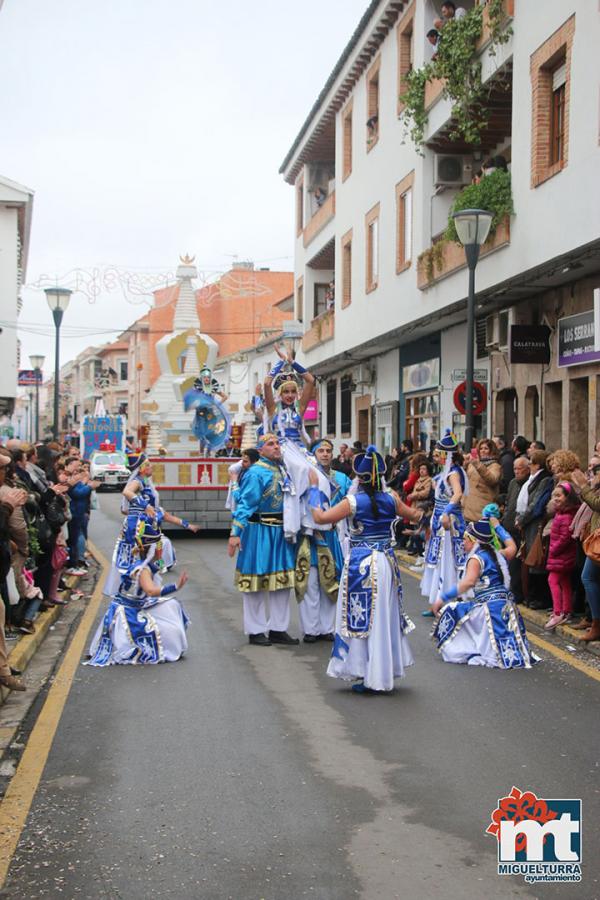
[
  {"left": 29, "top": 354, "right": 45, "bottom": 443},
  {"left": 44, "top": 287, "right": 72, "bottom": 440},
  {"left": 451, "top": 208, "right": 493, "bottom": 451}
]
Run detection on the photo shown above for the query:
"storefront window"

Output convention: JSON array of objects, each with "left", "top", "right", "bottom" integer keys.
[{"left": 405, "top": 393, "right": 439, "bottom": 452}]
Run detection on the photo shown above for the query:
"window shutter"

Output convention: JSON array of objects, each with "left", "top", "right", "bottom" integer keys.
[{"left": 552, "top": 62, "right": 566, "bottom": 91}]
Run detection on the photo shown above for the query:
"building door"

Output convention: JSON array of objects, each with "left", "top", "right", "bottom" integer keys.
[
  {"left": 358, "top": 409, "right": 370, "bottom": 447},
  {"left": 569, "top": 378, "right": 588, "bottom": 463},
  {"left": 495, "top": 389, "right": 518, "bottom": 441}
]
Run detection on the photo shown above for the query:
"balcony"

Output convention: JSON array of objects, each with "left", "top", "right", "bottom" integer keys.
[
  {"left": 303, "top": 190, "right": 335, "bottom": 248},
  {"left": 302, "top": 309, "right": 335, "bottom": 352},
  {"left": 424, "top": 0, "right": 514, "bottom": 114},
  {"left": 417, "top": 216, "right": 510, "bottom": 290}
]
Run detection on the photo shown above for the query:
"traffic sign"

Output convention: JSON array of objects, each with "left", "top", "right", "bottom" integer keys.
[{"left": 453, "top": 380, "right": 487, "bottom": 416}]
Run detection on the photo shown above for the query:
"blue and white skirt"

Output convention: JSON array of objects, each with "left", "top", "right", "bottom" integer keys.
[{"left": 87, "top": 595, "right": 189, "bottom": 666}]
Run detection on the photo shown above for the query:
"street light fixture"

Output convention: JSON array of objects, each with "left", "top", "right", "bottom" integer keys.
[
  {"left": 451, "top": 208, "right": 494, "bottom": 451},
  {"left": 29, "top": 354, "right": 45, "bottom": 442},
  {"left": 44, "top": 287, "right": 72, "bottom": 440}
]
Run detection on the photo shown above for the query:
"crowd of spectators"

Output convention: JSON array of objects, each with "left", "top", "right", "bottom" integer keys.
[
  {"left": 384, "top": 433, "right": 600, "bottom": 643},
  {"left": 0, "top": 438, "right": 99, "bottom": 692}
]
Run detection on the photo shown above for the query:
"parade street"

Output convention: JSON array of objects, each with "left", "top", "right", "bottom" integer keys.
[{"left": 0, "top": 494, "right": 597, "bottom": 899}]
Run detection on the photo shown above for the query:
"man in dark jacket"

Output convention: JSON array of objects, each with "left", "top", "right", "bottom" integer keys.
[
  {"left": 515, "top": 450, "right": 553, "bottom": 609},
  {"left": 501, "top": 455, "right": 530, "bottom": 603}
]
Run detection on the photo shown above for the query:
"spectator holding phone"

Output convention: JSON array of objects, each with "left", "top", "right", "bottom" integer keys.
[{"left": 463, "top": 439, "right": 502, "bottom": 523}]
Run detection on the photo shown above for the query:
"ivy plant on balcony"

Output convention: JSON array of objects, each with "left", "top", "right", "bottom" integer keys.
[
  {"left": 445, "top": 169, "right": 514, "bottom": 243},
  {"left": 400, "top": 0, "right": 512, "bottom": 150}
]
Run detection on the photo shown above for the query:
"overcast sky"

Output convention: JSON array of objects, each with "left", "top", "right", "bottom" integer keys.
[{"left": 0, "top": 0, "right": 368, "bottom": 375}]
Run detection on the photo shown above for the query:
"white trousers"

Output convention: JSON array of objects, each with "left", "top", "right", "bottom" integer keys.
[
  {"left": 242, "top": 589, "right": 291, "bottom": 635},
  {"left": 298, "top": 566, "right": 336, "bottom": 636}
]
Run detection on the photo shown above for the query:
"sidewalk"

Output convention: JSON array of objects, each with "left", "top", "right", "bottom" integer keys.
[
  {"left": 0, "top": 571, "right": 88, "bottom": 708},
  {"left": 396, "top": 549, "right": 600, "bottom": 661}
]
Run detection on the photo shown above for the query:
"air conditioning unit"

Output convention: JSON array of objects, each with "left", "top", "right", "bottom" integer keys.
[
  {"left": 434, "top": 154, "right": 473, "bottom": 187},
  {"left": 485, "top": 310, "right": 514, "bottom": 351},
  {"left": 354, "top": 364, "right": 374, "bottom": 385}
]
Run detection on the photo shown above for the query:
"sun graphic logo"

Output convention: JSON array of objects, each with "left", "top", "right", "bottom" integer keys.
[{"left": 487, "top": 787, "right": 582, "bottom": 884}]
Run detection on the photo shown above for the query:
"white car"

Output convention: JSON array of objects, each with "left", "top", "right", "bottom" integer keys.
[{"left": 89, "top": 451, "right": 130, "bottom": 491}]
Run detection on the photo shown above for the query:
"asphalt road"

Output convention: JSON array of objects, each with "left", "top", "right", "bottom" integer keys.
[{"left": 2, "top": 493, "right": 599, "bottom": 899}]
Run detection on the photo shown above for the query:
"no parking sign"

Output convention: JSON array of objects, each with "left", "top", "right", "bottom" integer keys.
[{"left": 453, "top": 381, "right": 487, "bottom": 416}]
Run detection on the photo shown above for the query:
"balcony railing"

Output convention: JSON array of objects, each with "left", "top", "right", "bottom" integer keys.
[
  {"left": 303, "top": 191, "right": 335, "bottom": 248},
  {"left": 302, "top": 309, "right": 335, "bottom": 352},
  {"left": 417, "top": 216, "right": 510, "bottom": 290}
]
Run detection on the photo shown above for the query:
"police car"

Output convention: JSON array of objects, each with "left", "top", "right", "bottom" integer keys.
[{"left": 89, "top": 451, "right": 130, "bottom": 491}]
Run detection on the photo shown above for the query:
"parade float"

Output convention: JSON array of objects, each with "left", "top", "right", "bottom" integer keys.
[{"left": 140, "top": 256, "right": 243, "bottom": 530}]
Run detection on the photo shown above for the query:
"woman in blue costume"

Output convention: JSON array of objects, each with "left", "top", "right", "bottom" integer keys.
[
  {"left": 184, "top": 366, "right": 231, "bottom": 455},
  {"left": 421, "top": 430, "right": 468, "bottom": 612},
  {"left": 104, "top": 453, "right": 199, "bottom": 595},
  {"left": 264, "top": 343, "right": 326, "bottom": 541},
  {"left": 431, "top": 510, "right": 538, "bottom": 668},
  {"left": 87, "top": 515, "right": 189, "bottom": 666},
  {"left": 308, "top": 445, "right": 423, "bottom": 693}
]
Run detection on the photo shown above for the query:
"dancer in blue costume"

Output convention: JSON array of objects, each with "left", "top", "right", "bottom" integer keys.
[
  {"left": 431, "top": 510, "right": 538, "bottom": 668},
  {"left": 308, "top": 445, "right": 422, "bottom": 693},
  {"left": 87, "top": 515, "right": 189, "bottom": 666},
  {"left": 264, "top": 343, "right": 325, "bottom": 541},
  {"left": 421, "top": 430, "right": 468, "bottom": 611},
  {"left": 228, "top": 433, "right": 299, "bottom": 647},
  {"left": 295, "top": 439, "right": 353, "bottom": 642},
  {"left": 184, "top": 365, "right": 231, "bottom": 454},
  {"left": 104, "top": 453, "right": 200, "bottom": 595}
]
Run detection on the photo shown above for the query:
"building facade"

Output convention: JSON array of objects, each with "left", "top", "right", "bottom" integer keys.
[
  {"left": 281, "top": 0, "right": 600, "bottom": 457},
  {"left": 0, "top": 176, "right": 33, "bottom": 417}
]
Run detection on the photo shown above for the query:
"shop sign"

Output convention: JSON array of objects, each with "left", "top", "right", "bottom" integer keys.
[
  {"left": 303, "top": 398, "right": 319, "bottom": 422},
  {"left": 557, "top": 310, "right": 600, "bottom": 368},
  {"left": 402, "top": 358, "right": 440, "bottom": 394},
  {"left": 18, "top": 369, "right": 43, "bottom": 386},
  {"left": 509, "top": 325, "right": 551, "bottom": 365}
]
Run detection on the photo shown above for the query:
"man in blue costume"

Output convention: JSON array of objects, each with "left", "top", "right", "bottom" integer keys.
[
  {"left": 228, "top": 433, "right": 299, "bottom": 647},
  {"left": 295, "top": 439, "right": 352, "bottom": 643}
]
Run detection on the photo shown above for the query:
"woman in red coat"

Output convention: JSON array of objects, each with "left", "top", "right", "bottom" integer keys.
[{"left": 545, "top": 482, "right": 579, "bottom": 630}]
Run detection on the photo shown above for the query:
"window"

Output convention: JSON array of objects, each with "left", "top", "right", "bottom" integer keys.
[
  {"left": 119, "top": 360, "right": 128, "bottom": 381},
  {"left": 313, "top": 283, "right": 328, "bottom": 319},
  {"left": 397, "top": 6, "right": 415, "bottom": 114},
  {"left": 530, "top": 15, "right": 574, "bottom": 187},
  {"left": 296, "top": 175, "right": 304, "bottom": 235},
  {"left": 550, "top": 60, "right": 566, "bottom": 165},
  {"left": 342, "top": 100, "right": 353, "bottom": 180},
  {"left": 296, "top": 276, "right": 304, "bottom": 323},
  {"left": 365, "top": 203, "right": 380, "bottom": 293},
  {"left": 396, "top": 171, "right": 414, "bottom": 272},
  {"left": 376, "top": 404, "right": 393, "bottom": 456},
  {"left": 326, "top": 379, "right": 337, "bottom": 434},
  {"left": 340, "top": 376, "right": 353, "bottom": 434},
  {"left": 341, "top": 229, "right": 352, "bottom": 308},
  {"left": 366, "top": 57, "right": 380, "bottom": 150}
]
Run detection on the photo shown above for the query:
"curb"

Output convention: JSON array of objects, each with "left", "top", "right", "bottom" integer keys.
[
  {"left": 0, "top": 571, "right": 87, "bottom": 707},
  {"left": 396, "top": 550, "right": 600, "bottom": 660}
]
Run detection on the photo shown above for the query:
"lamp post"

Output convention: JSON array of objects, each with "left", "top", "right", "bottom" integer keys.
[
  {"left": 28, "top": 391, "right": 34, "bottom": 442},
  {"left": 44, "top": 288, "right": 72, "bottom": 440},
  {"left": 29, "top": 354, "right": 45, "bottom": 443},
  {"left": 451, "top": 208, "right": 494, "bottom": 452}
]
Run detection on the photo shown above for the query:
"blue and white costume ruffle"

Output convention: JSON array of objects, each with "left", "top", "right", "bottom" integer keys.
[
  {"left": 433, "top": 546, "right": 537, "bottom": 668},
  {"left": 87, "top": 556, "right": 189, "bottom": 666},
  {"left": 421, "top": 464, "right": 467, "bottom": 606},
  {"left": 327, "top": 491, "right": 414, "bottom": 691}
]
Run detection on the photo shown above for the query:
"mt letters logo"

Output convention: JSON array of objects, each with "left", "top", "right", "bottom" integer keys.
[{"left": 486, "top": 787, "right": 582, "bottom": 884}]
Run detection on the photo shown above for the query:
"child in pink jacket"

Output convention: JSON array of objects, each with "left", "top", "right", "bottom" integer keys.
[{"left": 545, "top": 481, "right": 579, "bottom": 630}]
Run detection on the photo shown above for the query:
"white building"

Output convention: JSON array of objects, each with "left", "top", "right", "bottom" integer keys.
[
  {"left": 281, "top": 0, "right": 600, "bottom": 459},
  {"left": 0, "top": 175, "right": 33, "bottom": 417}
]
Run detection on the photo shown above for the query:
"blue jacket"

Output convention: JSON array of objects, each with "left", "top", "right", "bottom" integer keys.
[
  {"left": 231, "top": 459, "right": 286, "bottom": 537},
  {"left": 69, "top": 482, "right": 92, "bottom": 520}
]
